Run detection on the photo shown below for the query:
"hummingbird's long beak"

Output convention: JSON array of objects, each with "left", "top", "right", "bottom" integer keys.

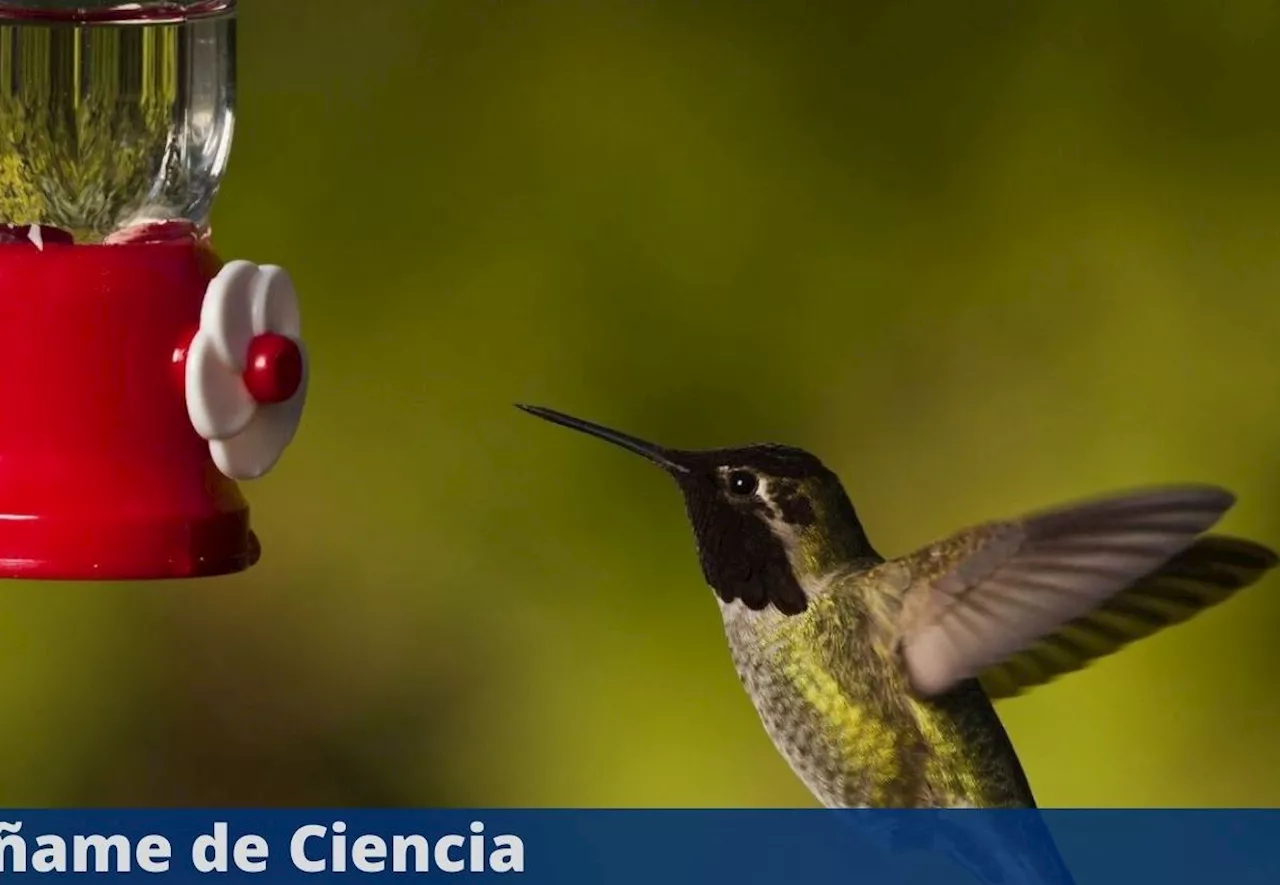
[{"left": 516, "top": 405, "right": 690, "bottom": 475}]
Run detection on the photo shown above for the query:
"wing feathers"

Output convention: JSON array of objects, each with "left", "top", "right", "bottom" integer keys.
[
  {"left": 1024, "top": 486, "right": 1234, "bottom": 536},
  {"left": 900, "top": 486, "right": 1274, "bottom": 698},
  {"left": 974, "top": 533, "right": 1278, "bottom": 698}
]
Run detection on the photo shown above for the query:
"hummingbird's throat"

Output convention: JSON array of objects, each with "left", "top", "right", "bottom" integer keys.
[{"left": 684, "top": 485, "right": 810, "bottom": 616}]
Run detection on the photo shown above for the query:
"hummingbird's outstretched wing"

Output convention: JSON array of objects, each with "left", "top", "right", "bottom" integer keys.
[{"left": 894, "top": 485, "right": 1278, "bottom": 698}]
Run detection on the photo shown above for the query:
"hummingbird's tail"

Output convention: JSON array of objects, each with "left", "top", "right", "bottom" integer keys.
[
  {"left": 840, "top": 809, "right": 1076, "bottom": 885},
  {"left": 945, "top": 810, "right": 1077, "bottom": 885}
]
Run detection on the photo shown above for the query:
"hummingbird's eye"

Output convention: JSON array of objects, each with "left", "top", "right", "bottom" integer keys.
[{"left": 727, "top": 470, "right": 759, "bottom": 497}]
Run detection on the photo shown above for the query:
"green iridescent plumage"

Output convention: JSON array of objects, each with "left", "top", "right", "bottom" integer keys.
[{"left": 724, "top": 574, "right": 1033, "bottom": 807}]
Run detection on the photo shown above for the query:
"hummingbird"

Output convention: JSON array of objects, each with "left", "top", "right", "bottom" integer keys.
[{"left": 518, "top": 405, "right": 1278, "bottom": 810}]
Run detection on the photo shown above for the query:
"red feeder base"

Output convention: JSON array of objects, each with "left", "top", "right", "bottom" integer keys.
[{"left": 0, "top": 238, "right": 259, "bottom": 579}]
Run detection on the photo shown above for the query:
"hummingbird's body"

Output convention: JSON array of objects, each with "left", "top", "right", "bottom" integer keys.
[
  {"left": 722, "top": 569, "right": 1034, "bottom": 808},
  {"left": 519, "top": 405, "right": 1278, "bottom": 813}
]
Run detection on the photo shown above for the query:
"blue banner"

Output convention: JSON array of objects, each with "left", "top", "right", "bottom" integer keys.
[{"left": 0, "top": 810, "right": 1275, "bottom": 883}]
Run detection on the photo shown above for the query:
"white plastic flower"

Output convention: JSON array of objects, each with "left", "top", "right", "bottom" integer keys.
[{"left": 185, "top": 260, "right": 309, "bottom": 480}]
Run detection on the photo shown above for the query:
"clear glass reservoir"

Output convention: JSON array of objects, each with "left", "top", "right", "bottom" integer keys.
[{"left": 0, "top": 0, "right": 235, "bottom": 243}]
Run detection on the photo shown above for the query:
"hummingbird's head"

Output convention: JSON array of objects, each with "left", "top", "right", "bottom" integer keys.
[{"left": 518, "top": 405, "right": 879, "bottom": 616}]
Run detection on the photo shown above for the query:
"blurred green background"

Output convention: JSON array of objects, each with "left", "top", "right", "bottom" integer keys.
[{"left": 4, "top": 0, "right": 1280, "bottom": 807}]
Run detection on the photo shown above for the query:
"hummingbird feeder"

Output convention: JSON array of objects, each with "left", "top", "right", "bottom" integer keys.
[{"left": 0, "top": 0, "right": 308, "bottom": 579}]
